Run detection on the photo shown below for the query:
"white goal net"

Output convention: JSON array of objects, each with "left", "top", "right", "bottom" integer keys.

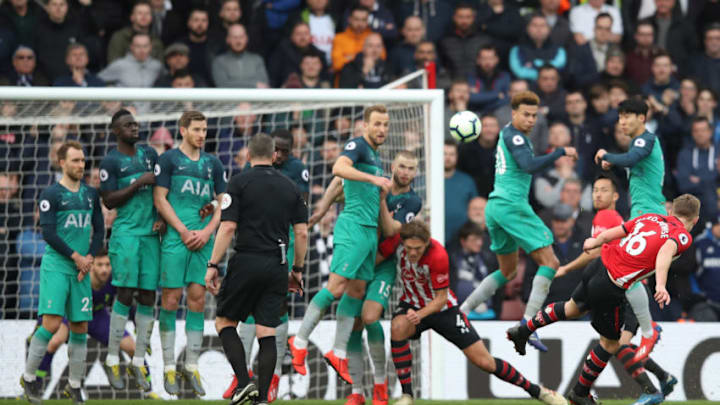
[{"left": 0, "top": 87, "right": 443, "bottom": 400}]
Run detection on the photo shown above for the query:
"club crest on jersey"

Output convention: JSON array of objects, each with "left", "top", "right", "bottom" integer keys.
[
  {"left": 145, "top": 158, "right": 152, "bottom": 169},
  {"left": 405, "top": 212, "right": 415, "bottom": 223},
  {"left": 302, "top": 169, "right": 309, "bottom": 182},
  {"left": 64, "top": 213, "right": 91, "bottom": 228},
  {"left": 181, "top": 179, "right": 211, "bottom": 196},
  {"left": 207, "top": 166, "right": 212, "bottom": 179}
]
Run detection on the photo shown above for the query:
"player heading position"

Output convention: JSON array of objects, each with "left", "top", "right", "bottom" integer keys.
[
  {"left": 153, "top": 111, "right": 227, "bottom": 396},
  {"left": 289, "top": 105, "right": 392, "bottom": 383},
  {"left": 21, "top": 141, "right": 105, "bottom": 405},
  {"left": 507, "top": 194, "right": 700, "bottom": 405},
  {"left": 100, "top": 109, "right": 163, "bottom": 391},
  {"left": 383, "top": 221, "right": 566, "bottom": 405},
  {"left": 595, "top": 99, "right": 666, "bottom": 360},
  {"left": 460, "top": 91, "right": 578, "bottom": 351},
  {"left": 555, "top": 175, "right": 676, "bottom": 405}
]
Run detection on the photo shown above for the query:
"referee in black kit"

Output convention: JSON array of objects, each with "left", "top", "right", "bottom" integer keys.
[{"left": 205, "top": 133, "right": 308, "bottom": 405}]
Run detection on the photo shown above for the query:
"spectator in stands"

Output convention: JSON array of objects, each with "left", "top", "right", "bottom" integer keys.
[
  {"left": 564, "top": 92, "right": 606, "bottom": 184},
  {"left": 586, "top": 83, "right": 615, "bottom": 134},
  {"left": 212, "top": 24, "right": 269, "bottom": 88},
  {"left": 524, "top": 203, "right": 584, "bottom": 305},
  {"left": 342, "top": 0, "right": 397, "bottom": 44},
  {"left": 269, "top": 21, "right": 326, "bottom": 88},
  {"left": 569, "top": 0, "right": 623, "bottom": 45},
  {"left": 21, "top": 139, "right": 63, "bottom": 227},
  {"left": 457, "top": 114, "right": 499, "bottom": 198},
  {"left": 283, "top": 52, "right": 331, "bottom": 89},
  {"left": 642, "top": 52, "right": 679, "bottom": 108},
  {"left": 509, "top": 14, "right": 567, "bottom": 82},
  {"left": 539, "top": 0, "right": 572, "bottom": 47},
  {"left": 292, "top": 0, "right": 334, "bottom": 65},
  {"left": 625, "top": 20, "right": 662, "bottom": 87},
  {"left": 648, "top": 0, "right": 698, "bottom": 75},
  {"left": 214, "top": 102, "right": 256, "bottom": 170},
  {"left": 151, "top": 0, "right": 184, "bottom": 44},
  {"left": 154, "top": 43, "right": 207, "bottom": 88},
  {"left": 450, "top": 222, "right": 497, "bottom": 319},
  {"left": 52, "top": 43, "right": 104, "bottom": 87},
  {"left": 608, "top": 80, "right": 630, "bottom": 111},
  {"left": 170, "top": 68, "right": 195, "bottom": 88},
  {"left": 388, "top": 16, "right": 425, "bottom": 77},
  {"left": 696, "top": 88, "right": 720, "bottom": 146},
  {"left": 0, "top": 25, "right": 17, "bottom": 78},
  {"left": 99, "top": 32, "right": 163, "bottom": 88},
  {"left": 208, "top": 0, "right": 242, "bottom": 56},
  {"left": 0, "top": 0, "right": 41, "bottom": 49},
  {"left": 541, "top": 179, "right": 593, "bottom": 234},
  {"left": 570, "top": 13, "right": 619, "bottom": 88},
  {"left": 0, "top": 46, "right": 49, "bottom": 86},
  {"left": 107, "top": 0, "right": 164, "bottom": 64},
  {"left": 179, "top": 9, "right": 212, "bottom": 85},
  {"left": 149, "top": 127, "right": 174, "bottom": 156},
  {"left": 467, "top": 45, "right": 510, "bottom": 114},
  {"left": 494, "top": 79, "right": 549, "bottom": 152},
  {"left": 467, "top": 196, "right": 488, "bottom": 231},
  {"left": 595, "top": 48, "right": 630, "bottom": 89},
  {"left": 690, "top": 219, "right": 720, "bottom": 321},
  {"left": 444, "top": 139, "right": 478, "bottom": 244},
  {"left": 476, "top": 0, "right": 524, "bottom": 62},
  {"left": 535, "top": 64, "right": 566, "bottom": 123},
  {"left": 0, "top": 173, "right": 20, "bottom": 317},
  {"left": 331, "top": 6, "right": 380, "bottom": 74},
  {"left": 675, "top": 117, "right": 719, "bottom": 224},
  {"left": 445, "top": 79, "right": 470, "bottom": 139},
  {"left": 255, "top": 0, "right": 301, "bottom": 58},
  {"left": 535, "top": 125, "right": 581, "bottom": 209},
  {"left": 666, "top": 77, "right": 699, "bottom": 140},
  {"left": 401, "top": 40, "right": 450, "bottom": 89},
  {"left": 339, "top": 32, "right": 389, "bottom": 88},
  {"left": 311, "top": 135, "right": 340, "bottom": 188},
  {"left": 689, "top": 23, "right": 720, "bottom": 97},
  {"left": 16, "top": 205, "right": 45, "bottom": 315},
  {"left": 439, "top": 3, "right": 490, "bottom": 80}
]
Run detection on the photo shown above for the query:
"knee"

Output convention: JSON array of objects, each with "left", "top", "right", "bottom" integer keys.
[
  {"left": 137, "top": 290, "right": 156, "bottom": 307},
  {"left": 189, "top": 294, "right": 206, "bottom": 309},
  {"left": 215, "top": 317, "right": 235, "bottom": 334},
  {"left": 542, "top": 254, "right": 560, "bottom": 270},
  {"left": 362, "top": 311, "right": 378, "bottom": 326},
  {"left": 390, "top": 318, "right": 408, "bottom": 340},
  {"left": 116, "top": 288, "right": 134, "bottom": 306},
  {"left": 600, "top": 338, "right": 620, "bottom": 354},
  {"left": 346, "top": 281, "right": 366, "bottom": 299},
  {"left": 70, "top": 322, "right": 88, "bottom": 334},
  {"left": 162, "top": 293, "right": 180, "bottom": 310},
  {"left": 475, "top": 354, "right": 496, "bottom": 373},
  {"left": 327, "top": 277, "right": 348, "bottom": 297}
]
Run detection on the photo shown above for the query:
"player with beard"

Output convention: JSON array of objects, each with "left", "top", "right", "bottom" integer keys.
[{"left": 99, "top": 109, "right": 164, "bottom": 391}]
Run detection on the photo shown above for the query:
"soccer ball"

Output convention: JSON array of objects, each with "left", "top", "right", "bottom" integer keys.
[{"left": 449, "top": 110, "right": 482, "bottom": 143}]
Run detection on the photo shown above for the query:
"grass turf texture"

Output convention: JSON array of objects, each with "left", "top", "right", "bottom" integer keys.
[{"left": 0, "top": 401, "right": 715, "bottom": 405}]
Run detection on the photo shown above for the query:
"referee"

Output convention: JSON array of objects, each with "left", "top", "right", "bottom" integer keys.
[{"left": 205, "top": 133, "right": 308, "bottom": 405}]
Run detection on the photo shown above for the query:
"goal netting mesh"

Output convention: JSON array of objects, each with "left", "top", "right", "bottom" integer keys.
[{"left": 0, "top": 91, "right": 436, "bottom": 400}]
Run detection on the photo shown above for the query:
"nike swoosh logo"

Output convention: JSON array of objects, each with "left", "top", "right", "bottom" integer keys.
[
  {"left": 178, "top": 166, "right": 186, "bottom": 170},
  {"left": 61, "top": 201, "right": 69, "bottom": 205},
  {"left": 120, "top": 167, "right": 129, "bottom": 172}
]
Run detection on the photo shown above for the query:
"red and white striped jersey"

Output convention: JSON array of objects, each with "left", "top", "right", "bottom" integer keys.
[{"left": 379, "top": 235, "right": 458, "bottom": 309}]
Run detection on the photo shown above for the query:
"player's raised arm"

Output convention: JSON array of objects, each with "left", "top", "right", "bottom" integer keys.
[
  {"left": 378, "top": 194, "right": 401, "bottom": 237},
  {"left": 583, "top": 225, "right": 628, "bottom": 252},
  {"left": 308, "top": 176, "right": 344, "bottom": 227},
  {"left": 653, "top": 239, "right": 678, "bottom": 308},
  {"left": 597, "top": 135, "right": 654, "bottom": 168},
  {"left": 508, "top": 135, "right": 571, "bottom": 174},
  {"left": 333, "top": 155, "right": 390, "bottom": 188}
]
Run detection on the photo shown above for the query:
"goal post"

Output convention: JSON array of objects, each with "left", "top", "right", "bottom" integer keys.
[{"left": 0, "top": 86, "right": 445, "bottom": 400}]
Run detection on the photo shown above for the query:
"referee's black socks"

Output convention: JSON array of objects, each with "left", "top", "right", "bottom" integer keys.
[
  {"left": 257, "top": 336, "right": 277, "bottom": 400},
  {"left": 219, "top": 327, "right": 251, "bottom": 387}
]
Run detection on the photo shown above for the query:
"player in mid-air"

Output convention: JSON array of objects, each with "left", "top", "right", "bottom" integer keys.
[
  {"left": 223, "top": 129, "right": 309, "bottom": 402},
  {"left": 99, "top": 109, "right": 164, "bottom": 391},
  {"left": 555, "top": 175, "right": 677, "bottom": 405},
  {"left": 307, "top": 151, "right": 422, "bottom": 405},
  {"left": 21, "top": 141, "right": 105, "bottom": 405},
  {"left": 507, "top": 194, "right": 700, "bottom": 405},
  {"left": 153, "top": 111, "right": 227, "bottom": 396},
  {"left": 460, "top": 91, "right": 578, "bottom": 352},
  {"left": 595, "top": 99, "right": 667, "bottom": 361},
  {"left": 288, "top": 105, "right": 392, "bottom": 383},
  {"left": 381, "top": 221, "right": 566, "bottom": 405},
  {"left": 32, "top": 250, "right": 158, "bottom": 399}
]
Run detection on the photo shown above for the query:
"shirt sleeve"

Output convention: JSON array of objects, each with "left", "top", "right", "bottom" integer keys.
[
  {"left": 378, "top": 233, "right": 401, "bottom": 258},
  {"left": 89, "top": 189, "right": 105, "bottom": 256},
  {"left": 603, "top": 134, "right": 654, "bottom": 167},
  {"left": 39, "top": 189, "right": 75, "bottom": 259},
  {"left": 213, "top": 157, "right": 228, "bottom": 194},
  {"left": 294, "top": 161, "right": 310, "bottom": 193},
  {"left": 671, "top": 230, "right": 692, "bottom": 254},
  {"left": 621, "top": 216, "right": 639, "bottom": 234},
  {"left": 99, "top": 156, "right": 117, "bottom": 192},
  {"left": 291, "top": 188, "right": 308, "bottom": 224},
  {"left": 340, "top": 139, "right": 364, "bottom": 163},
  {"left": 154, "top": 152, "right": 173, "bottom": 189},
  {"left": 220, "top": 175, "right": 242, "bottom": 223},
  {"left": 429, "top": 245, "right": 450, "bottom": 290},
  {"left": 505, "top": 132, "right": 566, "bottom": 174},
  {"left": 393, "top": 194, "right": 422, "bottom": 224}
]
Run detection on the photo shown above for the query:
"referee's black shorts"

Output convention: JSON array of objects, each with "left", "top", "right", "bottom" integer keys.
[
  {"left": 216, "top": 252, "right": 288, "bottom": 327},
  {"left": 571, "top": 258, "right": 627, "bottom": 341}
]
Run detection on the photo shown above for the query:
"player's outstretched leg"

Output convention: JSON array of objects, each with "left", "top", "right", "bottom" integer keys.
[
  {"left": 625, "top": 284, "right": 660, "bottom": 362},
  {"left": 567, "top": 342, "right": 616, "bottom": 405},
  {"left": 615, "top": 345, "right": 664, "bottom": 405},
  {"left": 523, "top": 247, "right": 562, "bottom": 352},
  {"left": 289, "top": 287, "right": 337, "bottom": 375},
  {"left": 104, "top": 299, "right": 130, "bottom": 390},
  {"left": 391, "top": 339, "right": 414, "bottom": 405},
  {"left": 327, "top": 291, "right": 363, "bottom": 384},
  {"left": 460, "top": 270, "right": 509, "bottom": 315},
  {"left": 346, "top": 328, "right": 366, "bottom": 405},
  {"left": 508, "top": 302, "right": 569, "bottom": 355}
]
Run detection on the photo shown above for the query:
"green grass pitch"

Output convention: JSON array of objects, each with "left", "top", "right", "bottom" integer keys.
[{"left": 0, "top": 400, "right": 715, "bottom": 405}]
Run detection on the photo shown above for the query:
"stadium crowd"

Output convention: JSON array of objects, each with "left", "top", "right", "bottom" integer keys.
[{"left": 1, "top": 0, "right": 720, "bottom": 325}]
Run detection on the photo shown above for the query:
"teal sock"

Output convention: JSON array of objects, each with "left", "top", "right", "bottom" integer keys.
[
  {"left": 133, "top": 304, "right": 154, "bottom": 367},
  {"left": 112, "top": 300, "right": 131, "bottom": 316},
  {"left": 333, "top": 294, "right": 363, "bottom": 357},
  {"left": 524, "top": 266, "right": 557, "bottom": 320},
  {"left": 296, "top": 288, "right": 337, "bottom": 348},
  {"left": 365, "top": 322, "right": 386, "bottom": 383},
  {"left": 460, "top": 269, "right": 509, "bottom": 313},
  {"left": 159, "top": 308, "right": 176, "bottom": 332},
  {"left": 185, "top": 311, "right": 204, "bottom": 369}
]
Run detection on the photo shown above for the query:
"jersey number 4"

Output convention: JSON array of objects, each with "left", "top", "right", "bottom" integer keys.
[
  {"left": 619, "top": 223, "right": 657, "bottom": 256},
  {"left": 456, "top": 314, "right": 469, "bottom": 334}
]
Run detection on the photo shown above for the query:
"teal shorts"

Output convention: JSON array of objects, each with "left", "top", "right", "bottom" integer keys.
[
  {"left": 109, "top": 234, "right": 160, "bottom": 290},
  {"left": 160, "top": 236, "right": 214, "bottom": 288},
  {"left": 330, "top": 217, "right": 377, "bottom": 281},
  {"left": 366, "top": 258, "right": 397, "bottom": 309},
  {"left": 485, "top": 197, "right": 553, "bottom": 255},
  {"left": 38, "top": 269, "right": 92, "bottom": 323}
]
